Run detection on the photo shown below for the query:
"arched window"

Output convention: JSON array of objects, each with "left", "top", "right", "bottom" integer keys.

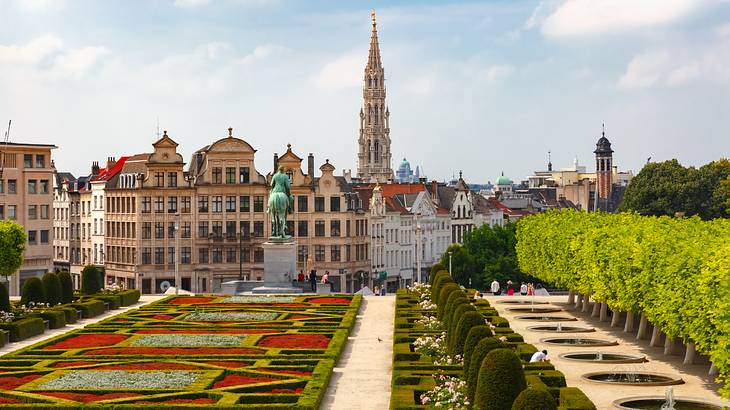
[{"left": 374, "top": 140, "right": 380, "bottom": 165}]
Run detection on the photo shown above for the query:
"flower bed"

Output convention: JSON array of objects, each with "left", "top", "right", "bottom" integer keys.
[{"left": 0, "top": 293, "right": 361, "bottom": 408}]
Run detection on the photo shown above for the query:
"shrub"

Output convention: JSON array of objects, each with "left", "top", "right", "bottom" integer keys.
[
  {"left": 33, "top": 309, "right": 66, "bottom": 329},
  {"left": 443, "top": 296, "right": 469, "bottom": 329},
  {"left": 463, "top": 325, "right": 493, "bottom": 378},
  {"left": 53, "top": 306, "right": 78, "bottom": 324},
  {"left": 429, "top": 265, "right": 446, "bottom": 284},
  {"left": 474, "top": 348, "right": 527, "bottom": 410},
  {"left": 20, "top": 277, "right": 46, "bottom": 305},
  {"left": 432, "top": 274, "right": 455, "bottom": 302},
  {"left": 512, "top": 388, "right": 557, "bottom": 410},
  {"left": 118, "top": 289, "right": 141, "bottom": 306},
  {"left": 0, "top": 316, "right": 45, "bottom": 342},
  {"left": 72, "top": 299, "right": 105, "bottom": 318},
  {"left": 42, "top": 272, "right": 62, "bottom": 306},
  {"left": 467, "top": 338, "right": 507, "bottom": 404},
  {"left": 81, "top": 265, "right": 101, "bottom": 295},
  {"left": 437, "top": 283, "right": 461, "bottom": 319},
  {"left": 450, "top": 311, "right": 486, "bottom": 357},
  {"left": 0, "top": 282, "right": 10, "bottom": 312},
  {"left": 558, "top": 387, "right": 596, "bottom": 410},
  {"left": 92, "top": 294, "right": 122, "bottom": 309},
  {"left": 448, "top": 303, "right": 476, "bottom": 346},
  {"left": 57, "top": 271, "right": 74, "bottom": 304}
]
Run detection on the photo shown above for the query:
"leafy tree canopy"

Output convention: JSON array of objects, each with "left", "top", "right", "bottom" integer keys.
[{"left": 0, "top": 220, "right": 26, "bottom": 278}]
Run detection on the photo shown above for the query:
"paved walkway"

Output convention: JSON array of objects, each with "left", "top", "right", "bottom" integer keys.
[
  {"left": 0, "top": 295, "right": 164, "bottom": 356},
  {"left": 321, "top": 295, "right": 395, "bottom": 410}
]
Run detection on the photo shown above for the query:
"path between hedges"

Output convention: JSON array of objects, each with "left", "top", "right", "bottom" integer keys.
[
  {"left": 321, "top": 295, "right": 395, "bottom": 410},
  {"left": 0, "top": 295, "right": 165, "bottom": 356}
]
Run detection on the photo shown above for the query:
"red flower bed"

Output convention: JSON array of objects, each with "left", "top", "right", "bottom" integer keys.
[
  {"left": 307, "top": 297, "right": 351, "bottom": 304},
  {"left": 257, "top": 334, "right": 330, "bottom": 349},
  {"left": 206, "top": 361, "right": 251, "bottom": 368},
  {"left": 206, "top": 303, "right": 307, "bottom": 308},
  {"left": 168, "top": 297, "right": 215, "bottom": 305},
  {"left": 137, "top": 329, "right": 273, "bottom": 335},
  {"left": 265, "top": 388, "right": 304, "bottom": 394},
  {"left": 134, "top": 398, "right": 217, "bottom": 405},
  {"left": 44, "top": 334, "right": 128, "bottom": 350},
  {"left": 83, "top": 347, "right": 263, "bottom": 356},
  {"left": 151, "top": 314, "right": 176, "bottom": 320},
  {"left": 52, "top": 361, "right": 98, "bottom": 368},
  {"left": 261, "top": 368, "right": 312, "bottom": 376},
  {"left": 0, "top": 397, "right": 21, "bottom": 404},
  {"left": 0, "top": 374, "right": 42, "bottom": 390},
  {"left": 41, "top": 392, "right": 141, "bottom": 403},
  {"left": 289, "top": 315, "right": 313, "bottom": 320},
  {"left": 96, "top": 362, "right": 199, "bottom": 370},
  {"left": 213, "top": 375, "right": 276, "bottom": 389}
]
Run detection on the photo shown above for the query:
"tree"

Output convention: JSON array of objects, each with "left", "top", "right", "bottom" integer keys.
[
  {"left": 42, "top": 272, "right": 62, "bottom": 306},
  {"left": 0, "top": 220, "right": 26, "bottom": 279},
  {"left": 57, "top": 271, "right": 74, "bottom": 304},
  {"left": 439, "top": 244, "right": 476, "bottom": 287},
  {"left": 81, "top": 265, "right": 101, "bottom": 295},
  {"left": 21, "top": 277, "right": 46, "bottom": 305}
]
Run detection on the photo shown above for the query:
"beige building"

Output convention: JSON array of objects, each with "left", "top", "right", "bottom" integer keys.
[
  {"left": 0, "top": 142, "right": 56, "bottom": 295},
  {"left": 52, "top": 170, "right": 74, "bottom": 273}
]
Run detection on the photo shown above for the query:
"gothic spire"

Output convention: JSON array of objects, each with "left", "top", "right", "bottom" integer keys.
[{"left": 367, "top": 10, "right": 382, "bottom": 70}]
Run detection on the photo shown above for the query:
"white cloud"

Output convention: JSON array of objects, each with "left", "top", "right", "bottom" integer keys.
[
  {"left": 173, "top": 0, "right": 210, "bottom": 8},
  {"left": 313, "top": 51, "right": 365, "bottom": 90},
  {"left": 15, "top": 0, "right": 64, "bottom": 11},
  {"left": 481, "top": 64, "right": 514, "bottom": 84},
  {"left": 51, "top": 46, "right": 109, "bottom": 78},
  {"left": 618, "top": 51, "right": 671, "bottom": 89},
  {"left": 237, "top": 44, "right": 289, "bottom": 64},
  {"left": 542, "top": 0, "right": 701, "bottom": 37},
  {"left": 0, "top": 35, "right": 64, "bottom": 64}
]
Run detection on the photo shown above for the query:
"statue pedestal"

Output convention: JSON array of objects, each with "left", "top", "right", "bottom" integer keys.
[{"left": 252, "top": 239, "right": 302, "bottom": 294}]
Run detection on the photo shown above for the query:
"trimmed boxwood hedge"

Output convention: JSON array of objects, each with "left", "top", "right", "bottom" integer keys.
[
  {"left": 475, "top": 348, "right": 527, "bottom": 410},
  {"left": 450, "top": 311, "right": 486, "bottom": 357},
  {"left": 512, "top": 388, "right": 557, "bottom": 410},
  {"left": 81, "top": 265, "right": 101, "bottom": 295},
  {"left": 437, "top": 283, "right": 461, "bottom": 319},
  {"left": 0, "top": 316, "right": 45, "bottom": 342},
  {"left": 41, "top": 272, "right": 62, "bottom": 306},
  {"left": 20, "top": 277, "right": 45, "bottom": 306},
  {"left": 447, "top": 303, "right": 476, "bottom": 345},
  {"left": 57, "top": 271, "right": 74, "bottom": 304},
  {"left": 0, "top": 282, "right": 10, "bottom": 312},
  {"left": 463, "top": 325, "right": 493, "bottom": 378},
  {"left": 443, "top": 295, "right": 469, "bottom": 328},
  {"left": 431, "top": 274, "right": 454, "bottom": 302},
  {"left": 118, "top": 289, "right": 141, "bottom": 306},
  {"left": 558, "top": 387, "right": 596, "bottom": 410},
  {"left": 91, "top": 294, "right": 122, "bottom": 309},
  {"left": 53, "top": 305, "right": 78, "bottom": 324},
  {"left": 32, "top": 309, "right": 66, "bottom": 329},
  {"left": 467, "top": 337, "right": 506, "bottom": 404},
  {"left": 71, "top": 299, "right": 105, "bottom": 318}
]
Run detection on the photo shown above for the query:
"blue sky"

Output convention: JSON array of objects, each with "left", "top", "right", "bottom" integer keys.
[{"left": 1, "top": 0, "right": 729, "bottom": 183}]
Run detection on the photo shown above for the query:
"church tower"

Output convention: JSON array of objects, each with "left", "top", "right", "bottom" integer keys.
[
  {"left": 594, "top": 124, "right": 614, "bottom": 201},
  {"left": 357, "top": 11, "right": 393, "bottom": 183}
]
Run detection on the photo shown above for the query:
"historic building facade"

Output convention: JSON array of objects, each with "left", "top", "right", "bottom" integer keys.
[{"left": 357, "top": 11, "right": 393, "bottom": 183}]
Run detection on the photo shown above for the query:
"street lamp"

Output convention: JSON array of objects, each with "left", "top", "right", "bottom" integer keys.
[
  {"left": 174, "top": 216, "right": 180, "bottom": 295},
  {"left": 448, "top": 251, "right": 453, "bottom": 277},
  {"left": 239, "top": 226, "right": 245, "bottom": 281},
  {"left": 415, "top": 223, "right": 422, "bottom": 283}
]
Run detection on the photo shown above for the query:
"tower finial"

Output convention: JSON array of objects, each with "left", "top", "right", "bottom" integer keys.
[
  {"left": 228, "top": 127, "right": 233, "bottom": 137},
  {"left": 602, "top": 123, "right": 605, "bottom": 136},
  {"left": 459, "top": 170, "right": 463, "bottom": 179},
  {"left": 548, "top": 150, "right": 553, "bottom": 171},
  {"left": 371, "top": 9, "right": 376, "bottom": 28}
]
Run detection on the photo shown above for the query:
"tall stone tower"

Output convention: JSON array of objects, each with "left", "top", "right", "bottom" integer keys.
[
  {"left": 594, "top": 125, "right": 614, "bottom": 200},
  {"left": 357, "top": 10, "right": 393, "bottom": 183}
]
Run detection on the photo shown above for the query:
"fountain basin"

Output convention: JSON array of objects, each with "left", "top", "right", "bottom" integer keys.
[
  {"left": 613, "top": 396, "right": 725, "bottom": 410},
  {"left": 559, "top": 351, "right": 646, "bottom": 363},
  {"left": 527, "top": 324, "right": 595, "bottom": 333},
  {"left": 507, "top": 307, "right": 562, "bottom": 313},
  {"left": 540, "top": 337, "right": 618, "bottom": 347},
  {"left": 497, "top": 300, "right": 549, "bottom": 305},
  {"left": 582, "top": 371, "right": 683, "bottom": 386},
  {"left": 515, "top": 315, "right": 577, "bottom": 322}
]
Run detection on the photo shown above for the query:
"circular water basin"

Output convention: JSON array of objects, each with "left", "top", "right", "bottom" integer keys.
[
  {"left": 582, "top": 371, "right": 683, "bottom": 386},
  {"left": 613, "top": 396, "right": 725, "bottom": 410},
  {"left": 515, "top": 315, "right": 577, "bottom": 322},
  {"left": 540, "top": 337, "right": 618, "bottom": 347},
  {"left": 507, "top": 307, "right": 562, "bottom": 313},
  {"left": 527, "top": 324, "right": 595, "bottom": 333},
  {"left": 497, "top": 300, "right": 550, "bottom": 305},
  {"left": 559, "top": 351, "right": 646, "bottom": 363}
]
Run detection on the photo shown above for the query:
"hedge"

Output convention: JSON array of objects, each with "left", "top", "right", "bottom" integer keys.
[
  {"left": 512, "top": 388, "right": 557, "bottom": 410},
  {"left": 474, "top": 348, "right": 526, "bottom": 410},
  {"left": 443, "top": 295, "right": 469, "bottom": 329},
  {"left": 516, "top": 210, "right": 730, "bottom": 398},
  {"left": 447, "top": 303, "right": 476, "bottom": 346},
  {"left": 118, "top": 289, "right": 141, "bottom": 306},
  {"left": 20, "top": 277, "right": 45, "bottom": 305},
  {"left": 0, "top": 316, "right": 45, "bottom": 342},
  {"left": 81, "top": 265, "right": 101, "bottom": 295},
  {"left": 41, "top": 272, "right": 62, "bottom": 306},
  {"left": 57, "top": 271, "right": 74, "bottom": 304},
  {"left": 32, "top": 309, "right": 66, "bottom": 329},
  {"left": 467, "top": 337, "right": 506, "bottom": 404},
  {"left": 450, "top": 311, "right": 485, "bottom": 356},
  {"left": 557, "top": 387, "right": 596, "bottom": 410},
  {"left": 53, "top": 305, "right": 78, "bottom": 324},
  {"left": 463, "top": 325, "right": 493, "bottom": 378},
  {"left": 0, "top": 282, "right": 9, "bottom": 312},
  {"left": 71, "top": 299, "right": 105, "bottom": 318},
  {"left": 91, "top": 294, "right": 122, "bottom": 310},
  {"left": 437, "top": 283, "right": 461, "bottom": 319}
]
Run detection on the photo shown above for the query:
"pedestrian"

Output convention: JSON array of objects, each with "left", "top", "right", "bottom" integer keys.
[
  {"left": 373, "top": 285, "right": 380, "bottom": 296},
  {"left": 309, "top": 270, "right": 317, "bottom": 292},
  {"left": 322, "top": 271, "right": 329, "bottom": 284},
  {"left": 529, "top": 349, "right": 549, "bottom": 363},
  {"left": 297, "top": 270, "right": 305, "bottom": 282},
  {"left": 520, "top": 282, "right": 528, "bottom": 296},
  {"left": 528, "top": 283, "right": 535, "bottom": 296},
  {"left": 490, "top": 279, "right": 500, "bottom": 296}
]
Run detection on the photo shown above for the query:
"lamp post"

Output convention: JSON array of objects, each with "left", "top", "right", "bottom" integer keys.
[
  {"left": 174, "top": 216, "right": 180, "bottom": 295},
  {"left": 239, "top": 226, "right": 244, "bottom": 281},
  {"left": 448, "top": 251, "right": 453, "bottom": 277},
  {"left": 415, "top": 223, "right": 422, "bottom": 283}
]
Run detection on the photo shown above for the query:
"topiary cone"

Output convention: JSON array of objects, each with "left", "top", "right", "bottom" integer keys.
[
  {"left": 42, "top": 272, "right": 62, "bottom": 306},
  {"left": 21, "top": 277, "right": 46, "bottom": 306},
  {"left": 474, "top": 348, "right": 527, "bottom": 410},
  {"left": 511, "top": 388, "right": 557, "bottom": 410}
]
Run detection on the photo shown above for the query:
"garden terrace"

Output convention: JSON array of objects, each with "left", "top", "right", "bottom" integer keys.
[{"left": 0, "top": 294, "right": 361, "bottom": 409}]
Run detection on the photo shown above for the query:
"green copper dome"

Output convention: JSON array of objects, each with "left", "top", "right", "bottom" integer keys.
[{"left": 495, "top": 172, "right": 511, "bottom": 185}]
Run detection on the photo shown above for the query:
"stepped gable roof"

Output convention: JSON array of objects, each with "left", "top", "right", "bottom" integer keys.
[{"left": 91, "top": 156, "right": 130, "bottom": 182}]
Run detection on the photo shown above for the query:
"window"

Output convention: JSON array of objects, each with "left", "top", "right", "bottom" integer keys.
[
  {"left": 331, "top": 245, "right": 341, "bottom": 262},
  {"left": 212, "top": 247, "right": 222, "bottom": 263},
  {"left": 212, "top": 167, "right": 222, "bottom": 184},
  {"left": 155, "top": 172, "right": 164, "bottom": 187},
  {"left": 198, "top": 196, "right": 209, "bottom": 212},
  {"left": 0, "top": 180, "right": 3, "bottom": 194},
  {"left": 314, "top": 196, "right": 325, "bottom": 212},
  {"left": 142, "top": 222, "right": 152, "bottom": 239},
  {"left": 7, "top": 205, "right": 15, "bottom": 220},
  {"left": 254, "top": 248, "right": 264, "bottom": 262},
  {"left": 181, "top": 221, "right": 191, "bottom": 238},
  {"left": 167, "top": 172, "right": 177, "bottom": 187},
  {"left": 253, "top": 196, "right": 264, "bottom": 212},
  {"left": 240, "top": 247, "right": 250, "bottom": 262},
  {"left": 331, "top": 220, "right": 341, "bottom": 237},
  {"left": 315, "top": 220, "right": 325, "bottom": 237},
  {"left": 24, "top": 154, "right": 32, "bottom": 168},
  {"left": 226, "top": 247, "right": 236, "bottom": 263},
  {"left": 8, "top": 180, "right": 16, "bottom": 194},
  {"left": 212, "top": 221, "right": 222, "bottom": 238},
  {"left": 212, "top": 196, "right": 222, "bottom": 213},
  {"left": 330, "top": 196, "right": 341, "bottom": 212},
  {"left": 142, "top": 248, "right": 152, "bottom": 264},
  {"left": 297, "top": 245, "right": 308, "bottom": 263},
  {"left": 298, "top": 221, "right": 308, "bottom": 237},
  {"left": 154, "top": 196, "right": 163, "bottom": 213},
  {"left": 181, "top": 247, "right": 191, "bottom": 264},
  {"left": 286, "top": 220, "right": 294, "bottom": 236},
  {"left": 226, "top": 167, "right": 236, "bottom": 184},
  {"left": 239, "top": 167, "right": 250, "bottom": 183},
  {"left": 0, "top": 205, "right": 3, "bottom": 219},
  {"left": 141, "top": 197, "right": 151, "bottom": 213},
  {"left": 27, "top": 180, "right": 37, "bottom": 194},
  {"left": 154, "top": 247, "right": 164, "bottom": 264},
  {"left": 181, "top": 196, "right": 191, "bottom": 213},
  {"left": 28, "top": 230, "right": 37, "bottom": 244},
  {"left": 240, "top": 221, "right": 250, "bottom": 236},
  {"left": 35, "top": 155, "right": 45, "bottom": 168},
  {"left": 198, "top": 221, "right": 209, "bottom": 238},
  {"left": 167, "top": 247, "right": 176, "bottom": 264},
  {"left": 298, "top": 196, "right": 308, "bottom": 212},
  {"left": 168, "top": 196, "right": 178, "bottom": 213},
  {"left": 253, "top": 221, "right": 264, "bottom": 237},
  {"left": 41, "top": 205, "right": 49, "bottom": 219},
  {"left": 315, "top": 245, "right": 325, "bottom": 262},
  {"left": 40, "top": 180, "right": 49, "bottom": 194},
  {"left": 226, "top": 221, "right": 237, "bottom": 237},
  {"left": 155, "top": 222, "right": 164, "bottom": 239},
  {"left": 226, "top": 196, "right": 236, "bottom": 212},
  {"left": 239, "top": 196, "right": 250, "bottom": 212},
  {"left": 198, "top": 248, "right": 209, "bottom": 263},
  {"left": 168, "top": 222, "right": 176, "bottom": 238},
  {"left": 28, "top": 205, "right": 37, "bottom": 220}
]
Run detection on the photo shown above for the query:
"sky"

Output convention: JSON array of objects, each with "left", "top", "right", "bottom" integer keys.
[{"left": 1, "top": 0, "right": 729, "bottom": 184}]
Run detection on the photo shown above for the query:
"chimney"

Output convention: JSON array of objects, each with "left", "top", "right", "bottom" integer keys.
[
  {"left": 308, "top": 153, "right": 315, "bottom": 190},
  {"left": 273, "top": 153, "right": 279, "bottom": 173},
  {"left": 106, "top": 157, "right": 116, "bottom": 170},
  {"left": 431, "top": 180, "right": 438, "bottom": 201},
  {"left": 91, "top": 161, "right": 100, "bottom": 175}
]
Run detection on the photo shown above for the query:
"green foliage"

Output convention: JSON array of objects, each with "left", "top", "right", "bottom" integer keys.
[
  {"left": 466, "top": 337, "right": 506, "bottom": 403},
  {"left": 463, "top": 326, "right": 493, "bottom": 379},
  {"left": 447, "top": 303, "right": 476, "bottom": 347},
  {"left": 474, "top": 348, "right": 527, "bottom": 410},
  {"left": 620, "top": 158, "right": 730, "bottom": 219},
  {"left": 450, "top": 311, "right": 486, "bottom": 357},
  {"left": 437, "top": 283, "right": 461, "bottom": 319},
  {"left": 33, "top": 309, "right": 66, "bottom": 329},
  {"left": 81, "top": 265, "right": 101, "bottom": 295},
  {"left": 516, "top": 209, "right": 730, "bottom": 399},
  {"left": 41, "top": 272, "right": 62, "bottom": 306},
  {"left": 0, "top": 316, "right": 45, "bottom": 342},
  {"left": 557, "top": 387, "right": 596, "bottom": 410},
  {"left": 429, "top": 264, "right": 446, "bottom": 284},
  {"left": 0, "top": 282, "right": 10, "bottom": 312},
  {"left": 511, "top": 388, "right": 557, "bottom": 410},
  {"left": 118, "top": 289, "right": 141, "bottom": 306},
  {"left": 57, "top": 271, "right": 74, "bottom": 304},
  {"left": 443, "top": 295, "right": 469, "bottom": 330},
  {"left": 20, "top": 277, "right": 45, "bottom": 305},
  {"left": 432, "top": 274, "right": 454, "bottom": 302},
  {"left": 0, "top": 220, "right": 26, "bottom": 278}
]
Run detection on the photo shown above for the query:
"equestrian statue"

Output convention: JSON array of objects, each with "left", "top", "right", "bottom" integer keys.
[{"left": 267, "top": 166, "right": 294, "bottom": 240}]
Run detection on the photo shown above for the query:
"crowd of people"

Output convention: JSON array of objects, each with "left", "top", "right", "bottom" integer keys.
[
  {"left": 489, "top": 279, "right": 540, "bottom": 296},
  {"left": 295, "top": 270, "right": 331, "bottom": 292}
]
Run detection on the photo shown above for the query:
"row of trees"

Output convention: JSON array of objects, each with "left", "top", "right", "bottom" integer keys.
[{"left": 515, "top": 209, "right": 730, "bottom": 399}]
